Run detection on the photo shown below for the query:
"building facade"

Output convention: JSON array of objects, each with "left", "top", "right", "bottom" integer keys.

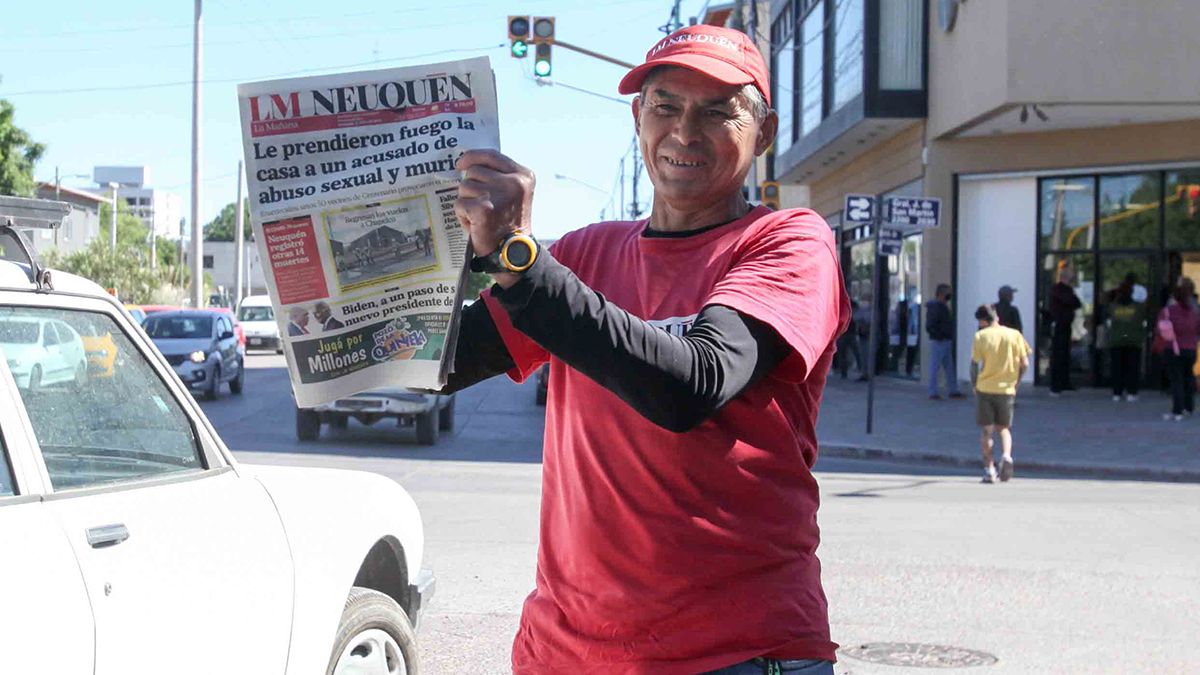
[
  {"left": 762, "top": 0, "right": 1200, "bottom": 389},
  {"left": 93, "top": 166, "right": 184, "bottom": 240},
  {"left": 30, "top": 183, "right": 107, "bottom": 256}
]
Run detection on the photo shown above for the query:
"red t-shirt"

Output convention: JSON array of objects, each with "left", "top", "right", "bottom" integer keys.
[{"left": 484, "top": 206, "right": 850, "bottom": 674}]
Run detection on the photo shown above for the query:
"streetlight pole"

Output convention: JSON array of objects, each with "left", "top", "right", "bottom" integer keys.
[
  {"left": 190, "top": 0, "right": 204, "bottom": 308},
  {"left": 555, "top": 174, "right": 610, "bottom": 221},
  {"left": 108, "top": 182, "right": 119, "bottom": 251}
]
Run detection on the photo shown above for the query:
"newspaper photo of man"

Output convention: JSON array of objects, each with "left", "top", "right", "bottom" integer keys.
[
  {"left": 313, "top": 301, "right": 345, "bottom": 331},
  {"left": 287, "top": 306, "right": 311, "bottom": 336}
]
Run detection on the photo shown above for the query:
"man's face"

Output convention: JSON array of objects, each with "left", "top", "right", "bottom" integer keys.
[
  {"left": 291, "top": 309, "right": 309, "bottom": 327},
  {"left": 633, "top": 68, "right": 776, "bottom": 210},
  {"left": 999, "top": 289, "right": 1013, "bottom": 303},
  {"left": 314, "top": 305, "right": 330, "bottom": 322}
]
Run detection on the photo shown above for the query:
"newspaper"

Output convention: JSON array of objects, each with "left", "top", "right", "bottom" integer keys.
[{"left": 236, "top": 57, "right": 498, "bottom": 407}]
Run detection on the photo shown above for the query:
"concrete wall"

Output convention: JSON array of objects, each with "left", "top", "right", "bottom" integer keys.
[
  {"left": 927, "top": 0, "right": 1200, "bottom": 138},
  {"left": 808, "top": 121, "right": 925, "bottom": 216}
]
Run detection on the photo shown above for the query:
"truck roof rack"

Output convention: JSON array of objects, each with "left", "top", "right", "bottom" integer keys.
[{"left": 0, "top": 195, "right": 70, "bottom": 291}]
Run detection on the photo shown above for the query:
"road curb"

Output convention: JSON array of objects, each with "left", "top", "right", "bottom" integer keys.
[{"left": 819, "top": 442, "right": 1200, "bottom": 483}]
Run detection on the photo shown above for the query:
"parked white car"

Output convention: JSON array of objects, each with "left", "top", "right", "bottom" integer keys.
[
  {"left": 237, "top": 294, "right": 284, "bottom": 353},
  {"left": 0, "top": 259, "right": 433, "bottom": 674},
  {"left": 0, "top": 313, "right": 88, "bottom": 389}
]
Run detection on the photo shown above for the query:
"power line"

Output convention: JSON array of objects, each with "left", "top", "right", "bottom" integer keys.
[{"left": 0, "top": 44, "right": 505, "bottom": 97}]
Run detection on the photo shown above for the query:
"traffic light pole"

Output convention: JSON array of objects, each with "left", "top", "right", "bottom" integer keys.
[{"left": 550, "top": 40, "right": 635, "bottom": 70}]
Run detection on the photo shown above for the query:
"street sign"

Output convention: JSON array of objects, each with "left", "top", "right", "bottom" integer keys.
[
  {"left": 884, "top": 196, "right": 942, "bottom": 228},
  {"left": 844, "top": 193, "right": 876, "bottom": 224},
  {"left": 878, "top": 228, "right": 903, "bottom": 256}
]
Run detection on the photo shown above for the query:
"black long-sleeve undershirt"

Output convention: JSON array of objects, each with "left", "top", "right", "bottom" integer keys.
[{"left": 444, "top": 248, "right": 788, "bottom": 432}]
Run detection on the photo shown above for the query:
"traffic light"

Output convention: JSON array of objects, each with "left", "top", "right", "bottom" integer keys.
[
  {"left": 760, "top": 181, "right": 781, "bottom": 210},
  {"left": 534, "top": 43, "right": 552, "bottom": 78},
  {"left": 508, "top": 15, "right": 530, "bottom": 58},
  {"left": 531, "top": 17, "right": 555, "bottom": 44}
]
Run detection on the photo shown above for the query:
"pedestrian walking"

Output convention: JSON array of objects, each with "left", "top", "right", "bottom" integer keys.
[
  {"left": 995, "top": 285, "right": 1022, "bottom": 332},
  {"left": 1048, "top": 266, "right": 1082, "bottom": 395},
  {"left": 837, "top": 299, "right": 866, "bottom": 379},
  {"left": 971, "top": 304, "right": 1031, "bottom": 483},
  {"left": 441, "top": 25, "right": 849, "bottom": 674},
  {"left": 1159, "top": 277, "right": 1199, "bottom": 421},
  {"left": 925, "top": 283, "right": 964, "bottom": 399},
  {"left": 1105, "top": 274, "right": 1146, "bottom": 402}
]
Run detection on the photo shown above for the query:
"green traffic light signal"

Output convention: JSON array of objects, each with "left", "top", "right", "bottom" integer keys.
[
  {"left": 534, "top": 43, "right": 552, "bottom": 77},
  {"left": 511, "top": 40, "right": 528, "bottom": 58}
]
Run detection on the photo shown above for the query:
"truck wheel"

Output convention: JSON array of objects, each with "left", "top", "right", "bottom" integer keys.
[
  {"left": 296, "top": 407, "right": 321, "bottom": 441},
  {"left": 326, "top": 587, "right": 419, "bottom": 675},
  {"left": 437, "top": 396, "right": 455, "bottom": 432},
  {"left": 415, "top": 407, "right": 439, "bottom": 445}
]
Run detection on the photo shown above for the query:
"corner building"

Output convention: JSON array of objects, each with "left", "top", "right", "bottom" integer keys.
[{"left": 763, "top": 0, "right": 1200, "bottom": 390}]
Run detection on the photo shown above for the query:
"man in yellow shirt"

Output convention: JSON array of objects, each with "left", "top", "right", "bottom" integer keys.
[{"left": 971, "top": 304, "right": 1031, "bottom": 483}]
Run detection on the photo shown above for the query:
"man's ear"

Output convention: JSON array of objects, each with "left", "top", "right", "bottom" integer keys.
[
  {"left": 755, "top": 110, "right": 779, "bottom": 157},
  {"left": 631, "top": 96, "right": 642, "bottom": 136}
]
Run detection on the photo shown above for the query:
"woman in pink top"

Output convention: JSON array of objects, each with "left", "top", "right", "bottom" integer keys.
[{"left": 1164, "top": 277, "right": 1199, "bottom": 421}]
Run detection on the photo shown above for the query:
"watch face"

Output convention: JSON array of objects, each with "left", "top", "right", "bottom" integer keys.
[{"left": 504, "top": 239, "right": 534, "bottom": 269}]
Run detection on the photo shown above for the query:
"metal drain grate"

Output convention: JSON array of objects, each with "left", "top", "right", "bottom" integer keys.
[{"left": 842, "top": 643, "right": 998, "bottom": 668}]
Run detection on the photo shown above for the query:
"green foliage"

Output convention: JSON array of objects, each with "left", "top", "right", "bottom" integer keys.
[
  {"left": 44, "top": 238, "right": 173, "bottom": 304},
  {"left": 0, "top": 98, "right": 45, "bottom": 197},
  {"left": 98, "top": 199, "right": 151, "bottom": 249},
  {"left": 204, "top": 200, "right": 252, "bottom": 241},
  {"left": 464, "top": 270, "right": 493, "bottom": 301}
]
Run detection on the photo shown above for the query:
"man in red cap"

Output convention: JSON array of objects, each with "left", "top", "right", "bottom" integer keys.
[{"left": 444, "top": 24, "right": 849, "bottom": 675}]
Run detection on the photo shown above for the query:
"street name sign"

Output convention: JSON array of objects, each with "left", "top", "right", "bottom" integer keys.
[
  {"left": 844, "top": 194, "right": 876, "bottom": 223},
  {"left": 878, "top": 228, "right": 903, "bottom": 256},
  {"left": 884, "top": 196, "right": 942, "bottom": 228}
]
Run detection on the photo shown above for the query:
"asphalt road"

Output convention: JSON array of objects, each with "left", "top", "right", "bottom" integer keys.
[{"left": 202, "top": 353, "right": 1200, "bottom": 674}]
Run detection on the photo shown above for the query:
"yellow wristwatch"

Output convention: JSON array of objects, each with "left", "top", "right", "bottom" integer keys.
[{"left": 470, "top": 233, "right": 539, "bottom": 274}]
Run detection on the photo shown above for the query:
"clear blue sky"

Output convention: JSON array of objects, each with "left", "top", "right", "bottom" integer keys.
[{"left": 1, "top": 0, "right": 705, "bottom": 240}]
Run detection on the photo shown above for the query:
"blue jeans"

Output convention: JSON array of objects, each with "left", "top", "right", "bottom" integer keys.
[
  {"left": 705, "top": 658, "right": 835, "bottom": 675},
  {"left": 927, "top": 338, "right": 961, "bottom": 396}
]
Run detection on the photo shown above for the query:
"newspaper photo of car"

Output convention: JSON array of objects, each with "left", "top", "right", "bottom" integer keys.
[{"left": 297, "top": 388, "right": 455, "bottom": 445}]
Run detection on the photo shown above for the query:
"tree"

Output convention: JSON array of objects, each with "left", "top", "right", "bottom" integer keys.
[
  {"left": 98, "top": 199, "right": 151, "bottom": 250},
  {"left": 204, "top": 200, "right": 252, "bottom": 241},
  {"left": 45, "top": 238, "right": 172, "bottom": 304},
  {"left": 464, "top": 270, "right": 493, "bottom": 301},
  {"left": 0, "top": 98, "right": 45, "bottom": 197}
]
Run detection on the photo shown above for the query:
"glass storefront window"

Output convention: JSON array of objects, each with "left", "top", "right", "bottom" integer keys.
[
  {"left": 832, "top": 0, "right": 863, "bottom": 110},
  {"left": 1036, "top": 253, "right": 1095, "bottom": 383},
  {"left": 1098, "top": 173, "right": 1160, "bottom": 250},
  {"left": 1040, "top": 177, "right": 1094, "bottom": 252},
  {"left": 800, "top": 3, "right": 824, "bottom": 136},
  {"left": 774, "top": 34, "right": 796, "bottom": 156},
  {"left": 1165, "top": 170, "right": 1200, "bottom": 250}
]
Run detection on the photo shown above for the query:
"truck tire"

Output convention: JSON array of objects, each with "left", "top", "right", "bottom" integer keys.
[
  {"left": 415, "top": 407, "right": 439, "bottom": 445},
  {"left": 296, "top": 407, "right": 321, "bottom": 441},
  {"left": 438, "top": 396, "right": 455, "bottom": 432}
]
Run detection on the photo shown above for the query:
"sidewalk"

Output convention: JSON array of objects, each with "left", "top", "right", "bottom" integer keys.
[{"left": 817, "top": 375, "right": 1200, "bottom": 482}]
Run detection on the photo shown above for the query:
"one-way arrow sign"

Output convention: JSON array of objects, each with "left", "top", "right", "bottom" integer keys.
[{"left": 844, "top": 193, "right": 876, "bottom": 224}]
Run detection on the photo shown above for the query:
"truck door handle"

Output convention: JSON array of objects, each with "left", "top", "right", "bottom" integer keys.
[{"left": 86, "top": 524, "right": 130, "bottom": 548}]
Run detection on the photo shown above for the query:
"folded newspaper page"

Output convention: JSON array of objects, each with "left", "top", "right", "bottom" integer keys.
[{"left": 237, "top": 57, "right": 498, "bottom": 407}]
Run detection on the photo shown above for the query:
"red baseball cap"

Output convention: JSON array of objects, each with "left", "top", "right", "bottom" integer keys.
[{"left": 618, "top": 25, "right": 771, "bottom": 107}]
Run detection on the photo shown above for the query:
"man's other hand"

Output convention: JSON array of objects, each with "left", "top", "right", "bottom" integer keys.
[{"left": 454, "top": 149, "right": 535, "bottom": 258}]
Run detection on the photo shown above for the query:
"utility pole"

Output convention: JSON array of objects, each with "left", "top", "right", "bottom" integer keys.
[
  {"left": 234, "top": 161, "right": 245, "bottom": 310},
  {"left": 744, "top": 0, "right": 759, "bottom": 203},
  {"left": 619, "top": 154, "right": 626, "bottom": 222},
  {"left": 659, "top": 0, "right": 684, "bottom": 34},
  {"left": 190, "top": 0, "right": 204, "bottom": 308},
  {"left": 178, "top": 217, "right": 186, "bottom": 288},
  {"left": 630, "top": 145, "right": 642, "bottom": 218}
]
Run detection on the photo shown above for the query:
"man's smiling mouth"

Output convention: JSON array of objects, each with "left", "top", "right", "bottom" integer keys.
[{"left": 663, "top": 156, "right": 705, "bottom": 168}]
